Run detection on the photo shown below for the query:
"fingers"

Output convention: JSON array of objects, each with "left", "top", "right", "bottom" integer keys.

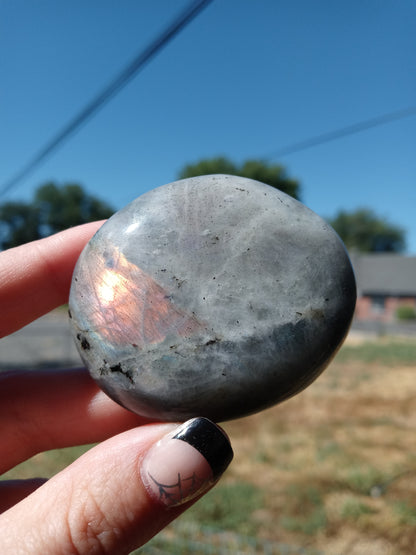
[
  {"left": 0, "top": 368, "right": 151, "bottom": 473},
  {"left": 0, "top": 221, "right": 104, "bottom": 338},
  {"left": 0, "top": 418, "right": 233, "bottom": 554}
]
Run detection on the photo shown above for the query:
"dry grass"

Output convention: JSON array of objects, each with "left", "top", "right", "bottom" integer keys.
[
  {"left": 216, "top": 336, "right": 416, "bottom": 554},
  {"left": 3, "top": 335, "right": 416, "bottom": 554}
]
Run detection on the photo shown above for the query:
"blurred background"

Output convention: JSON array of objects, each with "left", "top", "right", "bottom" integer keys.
[{"left": 1, "top": 1, "right": 416, "bottom": 553}]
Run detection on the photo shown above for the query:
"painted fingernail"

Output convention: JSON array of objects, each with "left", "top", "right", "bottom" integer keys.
[{"left": 141, "top": 417, "right": 233, "bottom": 507}]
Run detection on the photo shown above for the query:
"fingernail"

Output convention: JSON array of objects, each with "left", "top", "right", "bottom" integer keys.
[{"left": 141, "top": 417, "right": 233, "bottom": 507}]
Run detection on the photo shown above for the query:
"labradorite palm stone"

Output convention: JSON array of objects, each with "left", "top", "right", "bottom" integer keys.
[{"left": 69, "top": 175, "right": 356, "bottom": 422}]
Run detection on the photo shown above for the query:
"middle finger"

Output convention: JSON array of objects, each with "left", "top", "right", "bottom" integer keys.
[{"left": 0, "top": 367, "right": 152, "bottom": 473}]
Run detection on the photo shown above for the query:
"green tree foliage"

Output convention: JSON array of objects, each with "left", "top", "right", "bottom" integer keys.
[
  {"left": 178, "top": 156, "right": 300, "bottom": 200},
  {"left": 328, "top": 208, "right": 406, "bottom": 253},
  {"left": 0, "top": 202, "right": 42, "bottom": 248},
  {"left": 0, "top": 182, "right": 114, "bottom": 250},
  {"left": 396, "top": 306, "right": 416, "bottom": 321}
]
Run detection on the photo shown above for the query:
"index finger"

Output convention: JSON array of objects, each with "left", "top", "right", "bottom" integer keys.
[{"left": 0, "top": 221, "right": 104, "bottom": 338}]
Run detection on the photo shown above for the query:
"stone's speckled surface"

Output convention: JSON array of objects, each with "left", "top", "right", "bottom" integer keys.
[{"left": 69, "top": 175, "right": 356, "bottom": 422}]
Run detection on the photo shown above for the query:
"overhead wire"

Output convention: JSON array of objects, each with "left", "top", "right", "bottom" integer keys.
[
  {"left": 1, "top": 0, "right": 414, "bottom": 197},
  {"left": 264, "top": 105, "right": 416, "bottom": 160},
  {"left": 0, "top": 0, "right": 213, "bottom": 198}
]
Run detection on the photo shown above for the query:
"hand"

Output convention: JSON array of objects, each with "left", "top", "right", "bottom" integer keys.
[{"left": 0, "top": 223, "right": 233, "bottom": 554}]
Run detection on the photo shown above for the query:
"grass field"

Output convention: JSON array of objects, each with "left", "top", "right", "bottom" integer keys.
[{"left": 3, "top": 335, "right": 416, "bottom": 554}]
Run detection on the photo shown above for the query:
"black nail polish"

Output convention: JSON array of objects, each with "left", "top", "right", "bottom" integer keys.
[{"left": 173, "top": 417, "right": 234, "bottom": 479}]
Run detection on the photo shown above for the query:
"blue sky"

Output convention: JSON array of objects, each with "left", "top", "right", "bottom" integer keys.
[{"left": 1, "top": 1, "right": 415, "bottom": 252}]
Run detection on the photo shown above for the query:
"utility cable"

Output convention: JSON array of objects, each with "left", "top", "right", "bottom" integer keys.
[
  {"left": 0, "top": 0, "right": 213, "bottom": 198},
  {"left": 265, "top": 105, "right": 416, "bottom": 160}
]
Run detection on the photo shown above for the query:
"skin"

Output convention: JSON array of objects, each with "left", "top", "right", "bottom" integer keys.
[{"left": 0, "top": 222, "right": 226, "bottom": 554}]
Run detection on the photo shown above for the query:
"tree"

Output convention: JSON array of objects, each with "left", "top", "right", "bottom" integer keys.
[
  {"left": 328, "top": 208, "right": 406, "bottom": 253},
  {"left": 0, "top": 182, "right": 114, "bottom": 250},
  {"left": 35, "top": 182, "right": 114, "bottom": 234},
  {"left": 0, "top": 202, "right": 42, "bottom": 249},
  {"left": 178, "top": 156, "right": 300, "bottom": 200}
]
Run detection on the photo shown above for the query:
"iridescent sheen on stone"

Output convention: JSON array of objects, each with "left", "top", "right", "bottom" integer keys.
[{"left": 68, "top": 175, "right": 356, "bottom": 422}]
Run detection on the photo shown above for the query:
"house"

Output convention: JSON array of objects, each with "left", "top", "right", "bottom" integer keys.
[{"left": 350, "top": 253, "right": 416, "bottom": 322}]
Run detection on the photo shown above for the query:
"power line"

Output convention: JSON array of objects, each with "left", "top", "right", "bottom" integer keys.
[
  {"left": 0, "top": 0, "right": 213, "bottom": 198},
  {"left": 265, "top": 105, "right": 416, "bottom": 160}
]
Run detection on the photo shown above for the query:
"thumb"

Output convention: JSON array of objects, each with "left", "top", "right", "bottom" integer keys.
[{"left": 0, "top": 417, "right": 233, "bottom": 555}]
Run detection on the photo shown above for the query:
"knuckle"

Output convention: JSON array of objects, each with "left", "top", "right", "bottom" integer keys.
[{"left": 65, "top": 483, "right": 123, "bottom": 555}]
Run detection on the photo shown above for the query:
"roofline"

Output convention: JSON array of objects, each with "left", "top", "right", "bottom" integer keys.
[{"left": 360, "top": 290, "right": 416, "bottom": 297}]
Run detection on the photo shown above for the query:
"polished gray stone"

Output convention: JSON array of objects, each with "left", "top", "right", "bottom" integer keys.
[{"left": 69, "top": 175, "right": 356, "bottom": 422}]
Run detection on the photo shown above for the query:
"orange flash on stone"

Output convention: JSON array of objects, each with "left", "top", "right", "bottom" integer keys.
[{"left": 80, "top": 247, "right": 202, "bottom": 348}]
